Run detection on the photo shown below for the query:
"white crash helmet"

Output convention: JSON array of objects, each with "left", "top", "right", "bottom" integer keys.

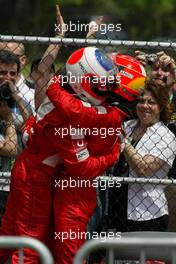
[{"left": 65, "top": 47, "right": 118, "bottom": 105}]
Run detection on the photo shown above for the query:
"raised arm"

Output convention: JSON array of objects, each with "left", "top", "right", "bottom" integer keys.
[
  {"left": 32, "top": 4, "right": 66, "bottom": 110},
  {"left": 37, "top": 4, "right": 65, "bottom": 74}
]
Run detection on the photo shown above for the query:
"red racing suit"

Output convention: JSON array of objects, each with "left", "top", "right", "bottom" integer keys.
[
  {"left": 0, "top": 79, "right": 124, "bottom": 264},
  {"left": 46, "top": 81, "right": 127, "bottom": 264}
]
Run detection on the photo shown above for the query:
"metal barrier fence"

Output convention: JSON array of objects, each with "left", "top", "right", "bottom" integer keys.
[
  {"left": 0, "top": 35, "right": 176, "bottom": 48},
  {"left": 0, "top": 236, "right": 54, "bottom": 264},
  {"left": 74, "top": 232, "right": 176, "bottom": 264},
  {"left": 1, "top": 172, "right": 176, "bottom": 185}
]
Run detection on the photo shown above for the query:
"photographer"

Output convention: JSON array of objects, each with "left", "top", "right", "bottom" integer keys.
[
  {"left": 0, "top": 50, "right": 31, "bottom": 152},
  {"left": 0, "top": 42, "right": 35, "bottom": 114},
  {"left": 0, "top": 50, "right": 31, "bottom": 223},
  {"left": 0, "top": 81, "right": 30, "bottom": 129},
  {"left": 0, "top": 101, "right": 17, "bottom": 224}
]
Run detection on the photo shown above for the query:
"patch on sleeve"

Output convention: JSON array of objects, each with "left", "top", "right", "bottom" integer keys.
[
  {"left": 95, "top": 106, "right": 107, "bottom": 114},
  {"left": 76, "top": 148, "right": 89, "bottom": 161}
]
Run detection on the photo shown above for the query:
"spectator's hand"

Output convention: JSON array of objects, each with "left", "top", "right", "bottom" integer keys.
[
  {"left": 157, "top": 51, "right": 176, "bottom": 76},
  {"left": 119, "top": 126, "right": 128, "bottom": 153},
  {"left": 135, "top": 50, "right": 147, "bottom": 67},
  {"left": 3, "top": 80, "right": 19, "bottom": 101},
  {"left": 55, "top": 4, "right": 67, "bottom": 37},
  {"left": 0, "top": 101, "right": 13, "bottom": 122},
  {"left": 7, "top": 81, "right": 16, "bottom": 95},
  {"left": 86, "top": 16, "right": 103, "bottom": 39}
]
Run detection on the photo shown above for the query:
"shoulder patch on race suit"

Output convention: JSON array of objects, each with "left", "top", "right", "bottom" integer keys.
[
  {"left": 76, "top": 148, "right": 89, "bottom": 161},
  {"left": 42, "top": 154, "right": 61, "bottom": 168},
  {"left": 94, "top": 106, "right": 107, "bottom": 114},
  {"left": 36, "top": 97, "right": 54, "bottom": 122}
]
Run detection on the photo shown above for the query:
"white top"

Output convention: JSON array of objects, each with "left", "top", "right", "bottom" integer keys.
[
  {"left": 0, "top": 134, "right": 13, "bottom": 192},
  {"left": 16, "top": 74, "right": 35, "bottom": 114},
  {"left": 124, "top": 119, "right": 176, "bottom": 221}
]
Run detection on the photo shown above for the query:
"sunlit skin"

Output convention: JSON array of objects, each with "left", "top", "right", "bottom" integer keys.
[{"left": 136, "top": 90, "right": 160, "bottom": 128}]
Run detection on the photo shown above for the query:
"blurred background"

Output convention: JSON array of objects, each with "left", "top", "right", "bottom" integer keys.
[
  {"left": 0, "top": 0, "right": 175, "bottom": 67},
  {"left": 0, "top": 0, "right": 176, "bottom": 40}
]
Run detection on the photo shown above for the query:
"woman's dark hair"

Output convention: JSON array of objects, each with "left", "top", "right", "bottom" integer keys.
[{"left": 141, "top": 80, "right": 171, "bottom": 124}]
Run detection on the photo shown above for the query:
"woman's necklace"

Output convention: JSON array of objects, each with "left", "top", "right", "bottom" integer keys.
[{"left": 132, "top": 125, "right": 147, "bottom": 143}]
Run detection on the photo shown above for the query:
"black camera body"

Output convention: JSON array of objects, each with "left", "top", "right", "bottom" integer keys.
[
  {"left": 0, "top": 83, "right": 15, "bottom": 107},
  {"left": 145, "top": 53, "right": 158, "bottom": 66},
  {"left": 0, "top": 84, "right": 12, "bottom": 100}
]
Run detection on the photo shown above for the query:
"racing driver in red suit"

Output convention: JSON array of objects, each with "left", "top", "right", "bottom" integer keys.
[{"left": 0, "top": 47, "right": 126, "bottom": 264}]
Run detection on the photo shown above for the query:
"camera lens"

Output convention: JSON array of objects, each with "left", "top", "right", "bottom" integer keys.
[
  {"left": 146, "top": 54, "right": 158, "bottom": 66},
  {"left": 0, "top": 84, "right": 12, "bottom": 100}
]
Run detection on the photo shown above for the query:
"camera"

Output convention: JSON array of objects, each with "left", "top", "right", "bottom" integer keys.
[
  {"left": 145, "top": 53, "right": 158, "bottom": 65},
  {"left": 0, "top": 83, "right": 15, "bottom": 107},
  {"left": 0, "top": 84, "right": 12, "bottom": 101}
]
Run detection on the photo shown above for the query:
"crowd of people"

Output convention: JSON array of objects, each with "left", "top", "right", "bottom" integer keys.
[{"left": 0, "top": 4, "right": 176, "bottom": 264}]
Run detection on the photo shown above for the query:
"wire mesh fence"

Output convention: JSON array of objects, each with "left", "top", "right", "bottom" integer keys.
[{"left": 0, "top": 35, "right": 175, "bottom": 263}]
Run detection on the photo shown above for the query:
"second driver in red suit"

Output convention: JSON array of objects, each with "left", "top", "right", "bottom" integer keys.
[{"left": 46, "top": 49, "right": 146, "bottom": 264}]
